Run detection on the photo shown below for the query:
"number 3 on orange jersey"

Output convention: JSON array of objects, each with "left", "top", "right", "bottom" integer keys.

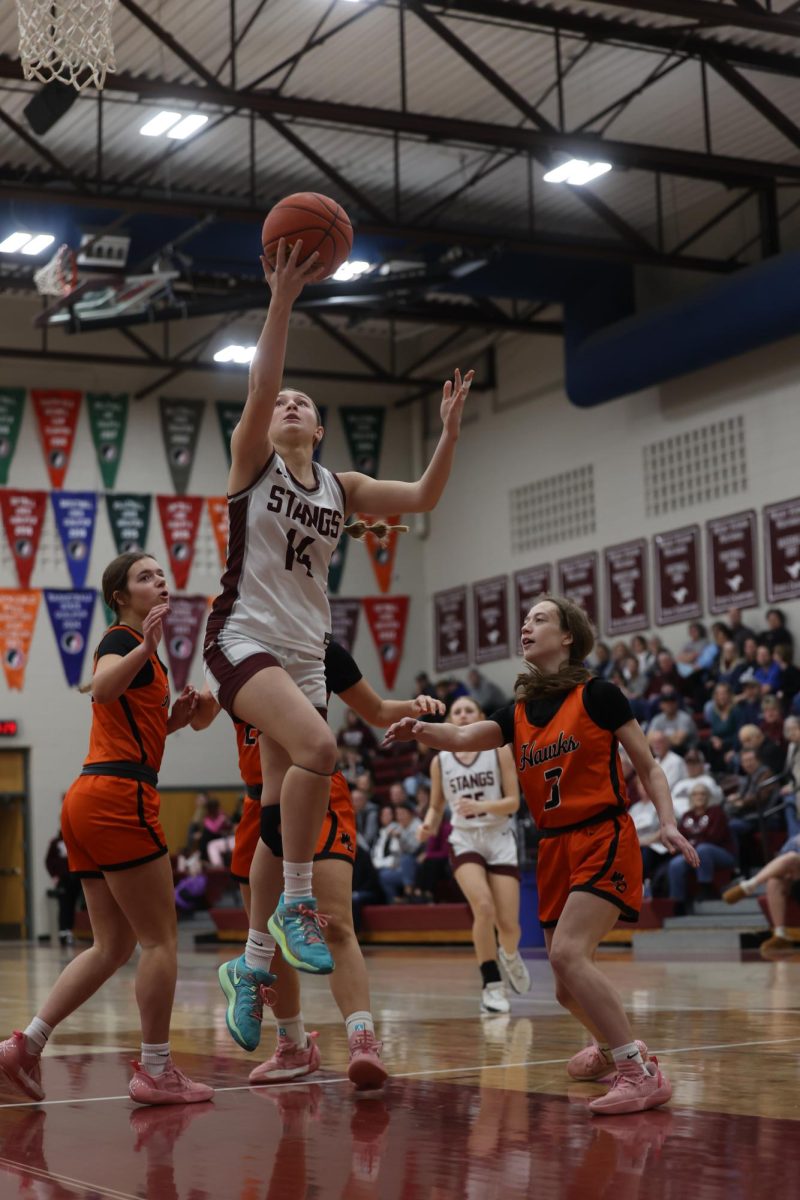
[{"left": 543, "top": 766, "right": 563, "bottom": 811}]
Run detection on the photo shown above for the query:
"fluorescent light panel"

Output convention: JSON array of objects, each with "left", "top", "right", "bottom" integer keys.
[
  {"left": 214, "top": 345, "right": 256, "bottom": 364},
  {"left": 332, "top": 259, "right": 372, "bottom": 281},
  {"left": 543, "top": 159, "right": 612, "bottom": 185},
  {"left": 21, "top": 234, "right": 55, "bottom": 255},
  {"left": 140, "top": 111, "right": 181, "bottom": 137},
  {"left": 0, "top": 231, "right": 33, "bottom": 253},
  {"left": 167, "top": 114, "right": 209, "bottom": 140}
]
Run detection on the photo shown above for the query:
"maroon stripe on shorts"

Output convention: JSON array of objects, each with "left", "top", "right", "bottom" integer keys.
[
  {"left": 203, "top": 639, "right": 280, "bottom": 719},
  {"left": 205, "top": 491, "right": 249, "bottom": 644}
]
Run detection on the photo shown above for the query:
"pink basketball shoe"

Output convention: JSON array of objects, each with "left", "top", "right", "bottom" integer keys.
[
  {"left": 249, "top": 1032, "right": 321, "bottom": 1085},
  {"left": 0, "top": 1031, "right": 44, "bottom": 1102},
  {"left": 588, "top": 1058, "right": 672, "bottom": 1116},
  {"left": 567, "top": 1040, "right": 648, "bottom": 1082},
  {"left": 129, "top": 1061, "right": 214, "bottom": 1106}
]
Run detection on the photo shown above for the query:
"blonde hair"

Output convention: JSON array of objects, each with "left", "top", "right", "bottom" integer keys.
[{"left": 515, "top": 593, "right": 594, "bottom": 701}]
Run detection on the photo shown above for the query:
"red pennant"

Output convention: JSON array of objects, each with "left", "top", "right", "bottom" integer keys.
[
  {"left": 207, "top": 496, "right": 229, "bottom": 570},
  {"left": 156, "top": 495, "right": 203, "bottom": 590},
  {"left": 31, "top": 389, "right": 82, "bottom": 488},
  {"left": 0, "top": 589, "right": 40, "bottom": 690},
  {"left": 363, "top": 595, "right": 410, "bottom": 690},
  {"left": 162, "top": 595, "right": 209, "bottom": 692},
  {"left": 0, "top": 490, "right": 47, "bottom": 587},
  {"left": 357, "top": 512, "right": 402, "bottom": 594}
]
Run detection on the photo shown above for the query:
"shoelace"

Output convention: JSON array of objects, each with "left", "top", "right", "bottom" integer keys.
[
  {"left": 291, "top": 905, "right": 329, "bottom": 946},
  {"left": 349, "top": 1030, "right": 382, "bottom": 1056}
]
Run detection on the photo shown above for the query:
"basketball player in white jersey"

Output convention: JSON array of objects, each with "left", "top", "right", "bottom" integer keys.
[
  {"left": 419, "top": 696, "right": 530, "bottom": 1013},
  {"left": 203, "top": 237, "right": 473, "bottom": 1048}
]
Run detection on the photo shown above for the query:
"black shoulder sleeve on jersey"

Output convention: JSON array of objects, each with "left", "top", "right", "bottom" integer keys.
[
  {"left": 583, "top": 678, "right": 634, "bottom": 731},
  {"left": 488, "top": 702, "right": 515, "bottom": 746},
  {"left": 325, "top": 639, "right": 363, "bottom": 696},
  {"left": 95, "top": 629, "right": 154, "bottom": 690}
]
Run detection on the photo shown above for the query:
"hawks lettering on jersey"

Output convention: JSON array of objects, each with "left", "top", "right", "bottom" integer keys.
[{"left": 518, "top": 731, "right": 580, "bottom": 772}]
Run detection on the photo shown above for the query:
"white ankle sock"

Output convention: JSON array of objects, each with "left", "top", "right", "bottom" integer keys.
[
  {"left": 283, "top": 861, "right": 314, "bottom": 901},
  {"left": 346, "top": 1011, "right": 375, "bottom": 1039},
  {"left": 741, "top": 878, "right": 758, "bottom": 894},
  {"left": 245, "top": 930, "right": 276, "bottom": 972},
  {"left": 141, "top": 1042, "right": 170, "bottom": 1076},
  {"left": 612, "top": 1041, "right": 647, "bottom": 1073},
  {"left": 24, "top": 1017, "right": 52, "bottom": 1055},
  {"left": 276, "top": 1012, "right": 306, "bottom": 1048},
  {"left": 774, "top": 925, "right": 788, "bottom": 938}
]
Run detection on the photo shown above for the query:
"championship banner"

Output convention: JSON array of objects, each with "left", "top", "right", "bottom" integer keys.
[
  {"left": 514, "top": 564, "right": 552, "bottom": 635},
  {"left": 44, "top": 589, "right": 96, "bottom": 688},
  {"left": 313, "top": 405, "right": 327, "bottom": 464},
  {"left": 330, "top": 597, "right": 361, "bottom": 655},
  {"left": 207, "top": 497, "right": 229, "bottom": 570},
  {"left": 31, "top": 389, "right": 82, "bottom": 489},
  {"left": 156, "top": 495, "right": 203, "bottom": 590},
  {"left": 653, "top": 525, "right": 702, "bottom": 625},
  {"left": 764, "top": 498, "right": 800, "bottom": 604},
  {"left": 557, "top": 551, "right": 599, "bottom": 626},
  {"left": 328, "top": 531, "right": 350, "bottom": 596},
  {"left": 87, "top": 394, "right": 128, "bottom": 489},
  {"left": 162, "top": 595, "right": 208, "bottom": 692},
  {"left": 215, "top": 400, "right": 244, "bottom": 467},
  {"left": 472, "top": 575, "right": 510, "bottom": 664},
  {"left": 0, "top": 490, "right": 47, "bottom": 588},
  {"left": 0, "top": 589, "right": 40, "bottom": 690},
  {"left": 363, "top": 595, "right": 410, "bottom": 690},
  {"left": 358, "top": 512, "right": 401, "bottom": 594},
  {"left": 159, "top": 398, "right": 205, "bottom": 493},
  {"left": 0, "top": 388, "right": 25, "bottom": 485},
  {"left": 51, "top": 492, "right": 97, "bottom": 589},
  {"left": 706, "top": 510, "right": 758, "bottom": 614},
  {"left": 340, "top": 407, "right": 385, "bottom": 477},
  {"left": 434, "top": 585, "right": 469, "bottom": 673},
  {"left": 604, "top": 539, "right": 648, "bottom": 636},
  {"left": 106, "top": 493, "right": 151, "bottom": 554}
]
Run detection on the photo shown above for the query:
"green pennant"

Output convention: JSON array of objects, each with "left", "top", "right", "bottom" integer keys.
[
  {"left": 339, "top": 407, "right": 385, "bottom": 477},
  {"left": 87, "top": 393, "right": 129, "bottom": 489},
  {"left": 105, "top": 493, "right": 152, "bottom": 555},
  {"left": 328, "top": 531, "right": 350, "bottom": 596},
  {"left": 215, "top": 400, "right": 244, "bottom": 467},
  {"left": 159, "top": 398, "right": 205, "bottom": 493},
  {"left": 0, "top": 388, "right": 25, "bottom": 485}
]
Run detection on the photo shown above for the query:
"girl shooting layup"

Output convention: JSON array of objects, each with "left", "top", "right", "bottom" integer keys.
[
  {"left": 202, "top": 237, "right": 472, "bottom": 1016},
  {"left": 385, "top": 595, "right": 699, "bottom": 1116}
]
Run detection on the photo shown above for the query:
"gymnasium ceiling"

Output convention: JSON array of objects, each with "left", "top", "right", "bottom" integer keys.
[{"left": 2, "top": 0, "right": 800, "bottom": 395}]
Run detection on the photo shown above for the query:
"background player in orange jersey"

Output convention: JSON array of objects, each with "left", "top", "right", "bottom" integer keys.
[
  {"left": 384, "top": 594, "right": 700, "bottom": 1116},
  {"left": 192, "top": 640, "right": 443, "bottom": 1088},
  {"left": 0, "top": 552, "right": 213, "bottom": 1107}
]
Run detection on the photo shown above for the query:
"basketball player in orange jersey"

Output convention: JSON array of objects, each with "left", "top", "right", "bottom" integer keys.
[
  {"left": 193, "top": 639, "right": 443, "bottom": 1086},
  {"left": 0, "top": 552, "right": 213, "bottom": 1107},
  {"left": 384, "top": 595, "right": 700, "bottom": 1115},
  {"left": 202, "top": 236, "right": 473, "bottom": 1022}
]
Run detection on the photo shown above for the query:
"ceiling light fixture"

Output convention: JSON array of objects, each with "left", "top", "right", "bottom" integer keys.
[
  {"left": 20, "top": 234, "right": 56, "bottom": 255},
  {"left": 0, "top": 231, "right": 35, "bottom": 253},
  {"left": 167, "top": 114, "right": 209, "bottom": 140},
  {"left": 140, "top": 111, "right": 182, "bottom": 137},
  {"left": 214, "top": 345, "right": 256, "bottom": 365},
  {"left": 543, "top": 159, "right": 612, "bottom": 185},
  {"left": 332, "top": 259, "right": 372, "bottom": 282}
]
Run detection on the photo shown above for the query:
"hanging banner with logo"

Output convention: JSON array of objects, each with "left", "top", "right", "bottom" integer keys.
[
  {"left": 162, "top": 595, "right": 208, "bottom": 692},
  {"left": 31, "top": 390, "right": 82, "bottom": 489},
  {"left": 764, "top": 498, "right": 800, "bottom": 603},
  {"left": 51, "top": 492, "right": 97, "bottom": 589},
  {"left": 157, "top": 495, "right": 203, "bottom": 590},
  {"left": 472, "top": 575, "right": 510, "bottom": 664},
  {"left": 44, "top": 589, "right": 96, "bottom": 688},
  {"left": 557, "top": 551, "right": 599, "bottom": 626},
  {"left": 363, "top": 595, "right": 410, "bottom": 690},
  {"left": 330, "top": 597, "right": 361, "bottom": 655},
  {"left": 0, "top": 490, "right": 47, "bottom": 588},
  {"left": 604, "top": 539, "right": 648, "bottom": 636},
  {"left": 215, "top": 400, "right": 244, "bottom": 467},
  {"left": 434, "top": 585, "right": 469, "bottom": 673},
  {"left": 513, "top": 565, "right": 552, "bottom": 638},
  {"left": 340, "top": 407, "right": 385, "bottom": 477},
  {"left": 653, "top": 525, "right": 702, "bottom": 625},
  {"left": 706, "top": 510, "right": 758, "bottom": 614},
  {"left": 0, "top": 589, "right": 40, "bottom": 690},
  {"left": 87, "top": 393, "right": 128, "bottom": 489},
  {"left": 357, "top": 512, "right": 401, "bottom": 594},
  {"left": 106, "top": 493, "right": 151, "bottom": 555},
  {"left": 207, "top": 497, "right": 229, "bottom": 570},
  {"left": 313, "top": 405, "right": 327, "bottom": 464},
  {"left": 328, "top": 531, "right": 350, "bottom": 596},
  {"left": 0, "top": 388, "right": 25, "bottom": 485},
  {"left": 159, "top": 398, "right": 205, "bottom": 493}
]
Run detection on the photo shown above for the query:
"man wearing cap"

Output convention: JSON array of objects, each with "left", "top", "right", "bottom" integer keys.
[
  {"left": 734, "top": 671, "right": 763, "bottom": 727},
  {"left": 647, "top": 686, "right": 699, "bottom": 753}
]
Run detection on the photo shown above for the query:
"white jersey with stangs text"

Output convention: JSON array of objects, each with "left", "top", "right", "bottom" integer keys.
[
  {"left": 439, "top": 749, "right": 509, "bottom": 830},
  {"left": 207, "top": 451, "right": 345, "bottom": 656}
]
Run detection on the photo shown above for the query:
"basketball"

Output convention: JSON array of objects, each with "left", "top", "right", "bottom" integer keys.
[{"left": 261, "top": 192, "right": 353, "bottom": 280}]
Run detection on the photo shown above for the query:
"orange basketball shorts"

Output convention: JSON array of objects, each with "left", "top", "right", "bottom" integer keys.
[
  {"left": 61, "top": 774, "right": 168, "bottom": 878},
  {"left": 536, "top": 812, "right": 642, "bottom": 928}
]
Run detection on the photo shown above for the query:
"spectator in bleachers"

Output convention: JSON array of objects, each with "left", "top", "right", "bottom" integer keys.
[
  {"left": 352, "top": 787, "right": 379, "bottom": 850},
  {"left": 610, "top": 640, "right": 630, "bottom": 671},
  {"left": 414, "top": 671, "right": 437, "bottom": 700},
  {"left": 45, "top": 825, "right": 82, "bottom": 948},
  {"left": 726, "top": 747, "right": 783, "bottom": 874},
  {"left": 174, "top": 834, "right": 209, "bottom": 918},
  {"left": 774, "top": 644, "right": 800, "bottom": 711},
  {"left": 741, "top": 636, "right": 759, "bottom": 674},
  {"left": 647, "top": 730, "right": 687, "bottom": 791},
  {"left": 388, "top": 781, "right": 408, "bottom": 810},
  {"left": 198, "top": 797, "right": 232, "bottom": 859},
  {"left": 760, "top": 694, "right": 787, "bottom": 753},
  {"left": 762, "top": 608, "right": 793, "bottom": 655},
  {"left": 466, "top": 668, "right": 507, "bottom": 714},
  {"left": 704, "top": 682, "right": 741, "bottom": 771},
  {"left": 727, "top": 607, "right": 757, "bottom": 656},
  {"left": 355, "top": 769, "right": 376, "bottom": 807},
  {"left": 733, "top": 672, "right": 763, "bottom": 727},
  {"left": 737, "top": 723, "right": 784, "bottom": 776},
  {"left": 337, "top": 708, "right": 378, "bottom": 758},
  {"left": 779, "top": 717, "right": 800, "bottom": 838},
  {"left": 412, "top": 801, "right": 453, "bottom": 903},
  {"left": 716, "top": 640, "right": 746, "bottom": 692},
  {"left": 339, "top": 745, "right": 367, "bottom": 786},
  {"left": 413, "top": 783, "right": 431, "bottom": 820},
  {"left": 671, "top": 748, "right": 724, "bottom": 809},
  {"left": 590, "top": 641, "right": 613, "bottom": 679},
  {"left": 723, "top": 833, "right": 800, "bottom": 954},
  {"left": 351, "top": 845, "right": 384, "bottom": 931},
  {"left": 435, "top": 677, "right": 468, "bottom": 710},
  {"left": 645, "top": 650, "right": 682, "bottom": 699},
  {"left": 631, "top": 633, "right": 654, "bottom": 678},
  {"left": 647, "top": 687, "right": 698, "bottom": 753},
  {"left": 402, "top": 750, "right": 432, "bottom": 800},
  {"left": 754, "top": 645, "right": 781, "bottom": 695},
  {"left": 667, "top": 784, "right": 737, "bottom": 910},
  {"left": 676, "top": 621, "right": 709, "bottom": 674},
  {"left": 618, "top": 654, "right": 650, "bottom": 723},
  {"left": 371, "top": 804, "right": 406, "bottom": 900}
]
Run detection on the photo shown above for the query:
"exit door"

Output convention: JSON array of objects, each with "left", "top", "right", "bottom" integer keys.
[{"left": 0, "top": 750, "right": 29, "bottom": 939}]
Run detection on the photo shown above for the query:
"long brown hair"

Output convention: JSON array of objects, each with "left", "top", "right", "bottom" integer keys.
[
  {"left": 515, "top": 593, "right": 594, "bottom": 700},
  {"left": 101, "top": 551, "right": 153, "bottom": 619}
]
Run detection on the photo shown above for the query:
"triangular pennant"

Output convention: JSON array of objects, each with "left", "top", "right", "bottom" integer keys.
[
  {"left": 162, "top": 595, "right": 209, "bottom": 692},
  {"left": 215, "top": 400, "right": 244, "bottom": 467},
  {"left": 327, "top": 530, "right": 350, "bottom": 596},
  {"left": 43, "top": 589, "right": 96, "bottom": 688},
  {"left": 102, "top": 600, "right": 116, "bottom": 626},
  {"left": 0, "top": 388, "right": 25, "bottom": 485},
  {"left": 357, "top": 512, "right": 401, "bottom": 594},
  {"left": 207, "top": 497, "right": 229, "bottom": 570},
  {"left": 31, "top": 389, "right": 82, "bottom": 488},
  {"left": 363, "top": 595, "right": 410, "bottom": 690},
  {"left": 51, "top": 492, "right": 97, "bottom": 589},
  {"left": 330, "top": 597, "right": 361, "bottom": 654},
  {"left": 340, "top": 407, "right": 385, "bottom": 476},
  {"left": 0, "top": 589, "right": 40, "bottom": 690},
  {"left": 156, "top": 495, "right": 203, "bottom": 590},
  {"left": 105, "top": 493, "right": 151, "bottom": 554},
  {"left": 313, "top": 404, "right": 327, "bottom": 464},
  {"left": 87, "top": 394, "right": 128, "bottom": 489},
  {"left": 159, "top": 398, "right": 205, "bottom": 493},
  {"left": 0, "top": 490, "right": 47, "bottom": 588}
]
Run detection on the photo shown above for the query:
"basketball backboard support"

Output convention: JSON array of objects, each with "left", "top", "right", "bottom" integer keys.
[{"left": 34, "top": 272, "right": 179, "bottom": 330}]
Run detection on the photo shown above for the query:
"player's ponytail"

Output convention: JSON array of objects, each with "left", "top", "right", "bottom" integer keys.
[
  {"left": 515, "top": 593, "right": 594, "bottom": 700},
  {"left": 345, "top": 520, "right": 409, "bottom": 541}
]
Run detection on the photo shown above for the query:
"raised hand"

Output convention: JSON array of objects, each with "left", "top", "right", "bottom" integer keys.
[
  {"left": 261, "top": 237, "right": 327, "bottom": 306},
  {"left": 440, "top": 368, "right": 474, "bottom": 439},
  {"left": 411, "top": 695, "right": 446, "bottom": 717},
  {"left": 169, "top": 685, "right": 199, "bottom": 732},
  {"left": 142, "top": 603, "right": 169, "bottom": 655}
]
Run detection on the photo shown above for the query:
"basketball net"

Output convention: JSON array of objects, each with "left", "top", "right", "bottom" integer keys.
[
  {"left": 15, "top": 0, "right": 117, "bottom": 91},
  {"left": 33, "top": 245, "right": 79, "bottom": 297}
]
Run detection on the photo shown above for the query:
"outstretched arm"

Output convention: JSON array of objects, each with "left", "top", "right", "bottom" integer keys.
[
  {"left": 338, "top": 676, "right": 445, "bottom": 727},
  {"left": 383, "top": 715, "right": 503, "bottom": 753}
]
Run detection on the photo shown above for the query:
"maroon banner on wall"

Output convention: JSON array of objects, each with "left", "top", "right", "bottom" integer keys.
[
  {"left": 557, "top": 552, "right": 598, "bottom": 627},
  {"left": 653, "top": 525, "right": 702, "bottom": 625},
  {"left": 604, "top": 539, "right": 648, "bottom": 636},
  {"left": 513, "top": 564, "right": 552, "bottom": 636},
  {"left": 764, "top": 497, "right": 800, "bottom": 603},
  {"left": 330, "top": 597, "right": 361, "bottom": 655},
  {"left": 434, "top": 586, "right": 469, "bottom": 673},
  {"left": 472, "top": 575, "right": 510, "bottom": 664},
  {"left": 706, "top": 510, "right": 758, "bottom": 614}
]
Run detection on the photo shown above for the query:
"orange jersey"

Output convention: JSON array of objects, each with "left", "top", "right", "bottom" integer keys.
[
  {"left": 234, "top": 720, "right": 261, "bottom": 790},
  {"left": 514, "top": 685, "right": 629, "bottom": 833},
  {"left": 84, "top": 625, "right": 170, "bottom": 774}
]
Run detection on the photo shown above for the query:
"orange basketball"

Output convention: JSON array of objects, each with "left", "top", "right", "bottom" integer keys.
[{"left": 261, "top": 193, "right": 353, "bottom": 280}]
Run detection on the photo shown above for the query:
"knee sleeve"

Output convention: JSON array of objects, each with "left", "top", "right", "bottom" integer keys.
[{"left": 260, "top": 805, "right": 284, "bottom": 858}]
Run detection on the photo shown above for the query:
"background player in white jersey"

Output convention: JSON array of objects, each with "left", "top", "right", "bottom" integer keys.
[
  {"left": 419, "top": 696, "right": 530, "bottom": 1014},
  {"left": 203, "top": 237, "right": 473, "bottom": 1029}
]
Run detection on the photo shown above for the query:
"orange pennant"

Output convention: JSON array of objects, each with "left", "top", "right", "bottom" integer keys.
[
  {"left": 207, "top": 497, "right": 229, "bottom": 570},
  {"left": 0, "top": 589, "right": 40, "bottom": 690},
  {"left": 357, "top": 512, "right": 402, "bottom": 595},
  {"left": 31, "top": 390, "right": 82, "bottom": 488}
]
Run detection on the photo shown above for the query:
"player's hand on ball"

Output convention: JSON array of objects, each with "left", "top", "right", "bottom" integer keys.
[
  {"left": 383, "top": 716, "right": 424, "bottom": 746},
  {"left": 261, "top": 237, "right": 326, "bottom": 305},
  {"left": 660, "top": 822, "right": 700, "bottom": 867},
  {"left": 411, "top": 695, "right": 446, "bottom": 716},
  {"left": 440, "top": 368, "right": 474, "bottom": 439}
]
